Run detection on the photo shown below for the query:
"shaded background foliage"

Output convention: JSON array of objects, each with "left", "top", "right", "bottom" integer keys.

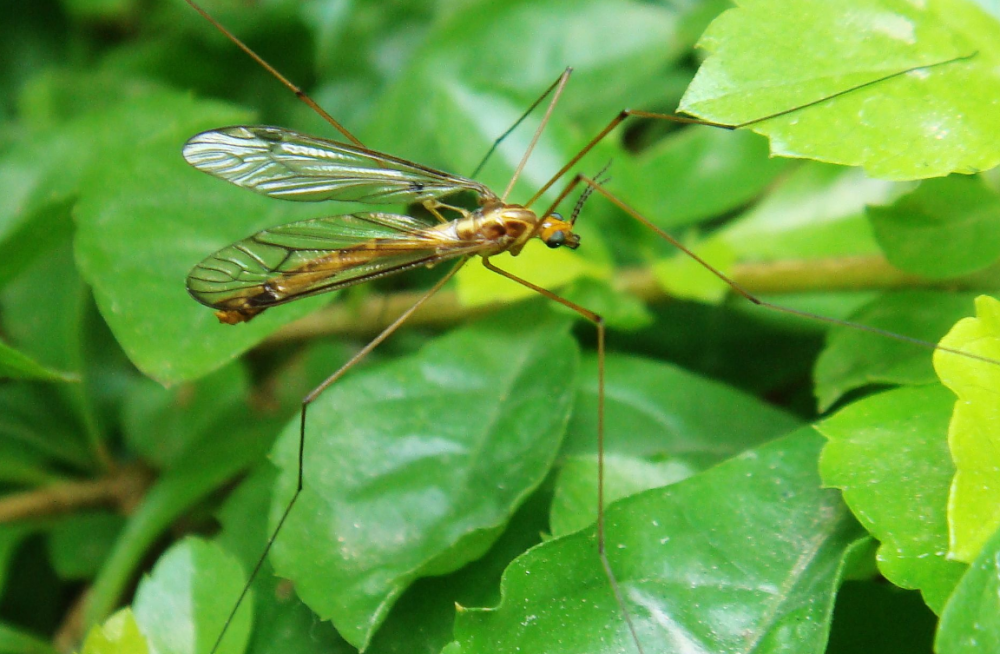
[{"left": 1, "top": 1, "right": 1000, "bottom": 654}]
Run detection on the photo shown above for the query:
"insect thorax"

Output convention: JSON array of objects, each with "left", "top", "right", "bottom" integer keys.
[{"left": 452, "top": 203, "right": 540, "bottom": 257}]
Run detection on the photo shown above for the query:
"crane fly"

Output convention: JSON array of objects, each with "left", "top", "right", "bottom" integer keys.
[
  {"left": 183, "top": 124, "right": 579, "bottom": 326},
  {"left": 177, "top": 2, "right": 997, "bottom": 654}
]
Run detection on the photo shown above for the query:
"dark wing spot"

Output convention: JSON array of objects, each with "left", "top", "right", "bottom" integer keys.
[
  {"left": 256, "top": 128, "right": 284, "bottom": 142},
  {"left": 249, "top": 284, "right": 280, "bottom": 307}
]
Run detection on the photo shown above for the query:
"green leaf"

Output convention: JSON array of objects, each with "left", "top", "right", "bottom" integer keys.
[
  {"left": 455, "top": 241, "right": 606, "bottom": 308},
  {"left": 561, "top": 354, "right": 802, "bottom": 461},
  {"left": 0, "top": 195, "right": 74, "bottom": 292},
  {"left": 122, "top": 362, "right": 249, "bottom": 469},
  {"left": 457, "top": 429, "right": 864, "bottom": 654},
  {"left": 1, "top": 235, "right": 107, "bottom": 461},
  {"left": 0, "top": 383, "right": 93, "bottom": 474},
  {"left": 213, "top": 466, "right": 349, "bottom": 654},
  {"left": 868, "top": 176, "right": 1000, "bottom": 278},
  {"left": 556, "top": 277, "right": 653, "bottom": 332},
  {"left": 132, "top": 538, "right": 251, "bottom": 654},
  {"left": 814, "top": 291, "right": 981, "bottom": 410},
  {"left": 269, "top": 307, "right": 578, "bottom": 649},
  {"left": 718, "top": 163, "right": 902, "bottom": 261},
  {"left": 0, "top": 622, "right": 59, "bottom": 654},
  {"left": 837, "top": 533, "right": 880, "bottom": 584},
  {"left": 1, "top": 221, "right": 83, "bottom": 376},
  {"left": 73, "top": 88, "right": 327, "bottom": 385},
  {"left": 0, "top": 137, "right": 80, "bottom": 289},
  {"left": 817, "top": 385, "right": 966, "bottom": 612},
  {"left": 368, "top": 488, "right": 552, "bottom": 654},
  {"left": 47, "top": 512, "right": 124, "bottom": 581},
  {"left": 934, "top": 295, "right": 1000, "bottom": 562},
  {"left": 80, "top": 609, "right": 148, "bottom": 654},
  {"left": 652, "top": 236, "right": 736, "bottom": 303},
  {"left": 0, "top": 339, "right": 77, "bottom": 382},
  {"left": 554, "top": 353, "right": 802, "bottom": 536},
  {"left": 935, "top": 524, "right": 1000, "bottom": 653},
  {"left": 369, "top": 0, "right": 686, "bottom": 183},
  {"left": 619, "top": 126, "right": 791, "bottom": 231},
  {"left": 0, "top": 75, "right": 180, "bottom": 289},
  {"left": 551, "top": 454, "right": 695, "bottom": 537},
  {"left": 681, "top": 0, "right": 1000, "bottom": 180},
  {"left": 18, "top": 70, "right": 162, "bottom": 132}
]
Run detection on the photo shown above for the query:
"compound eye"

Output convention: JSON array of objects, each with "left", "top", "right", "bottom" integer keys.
[{"left": 545, "top": 230, "right": 566, "bottom": 249}]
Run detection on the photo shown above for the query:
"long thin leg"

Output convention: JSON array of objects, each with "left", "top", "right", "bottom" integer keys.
[
  {"left": 481, "top": 258, "right": 646, "bottom": 654},
  {"left": 546, "top": 174, "right": 1000, "bottom": 368},
  {"left": 184, "top": 0, "right": 366, "bottom": 149},
  {"left": 210, "top": 258, "right": 468, "bottom": 654},
  {"left": 501, "top": 68, "right": 573, "bottom": 203},
  {"left": 525, "top": 52, "right": 977, "bottom": 207},
  {"left": 470, "top": 69, "right": 574, "bottom": 179}
]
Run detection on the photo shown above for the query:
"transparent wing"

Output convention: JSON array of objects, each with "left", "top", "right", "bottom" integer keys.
[
  {"left": 187, "top": 212, "right": 485, "bottom": 323},
  {"left": 183, "top": 126, "right": 496, "bottom": 205}
]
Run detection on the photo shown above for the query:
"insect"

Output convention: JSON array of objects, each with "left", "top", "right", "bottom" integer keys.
[{"left": 171, "top": 2, "right": 998, "bottom": 654}]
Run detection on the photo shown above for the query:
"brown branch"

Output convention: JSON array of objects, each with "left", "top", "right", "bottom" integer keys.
[
  {"left": 264, "top": 255, "right": 1000, "bottom": 345},
  {"left": 54, "top": 588, "right": 88, "bottom": 653},
  {"left": 0, "top": 464, "right": 152, "bottom": 523}
]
